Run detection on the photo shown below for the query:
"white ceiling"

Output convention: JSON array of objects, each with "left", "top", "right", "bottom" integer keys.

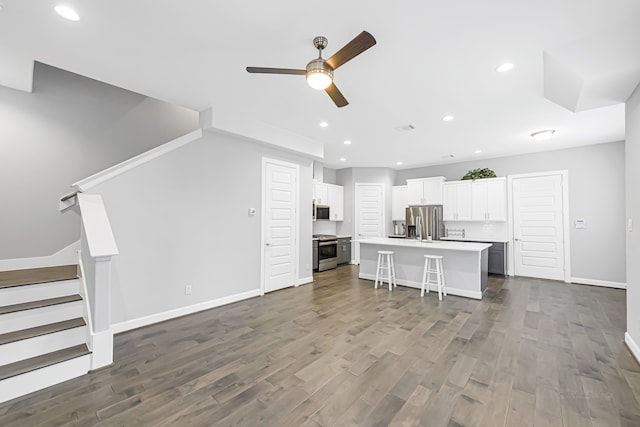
[{"left": 1, "top": 1, "right": 639, "bottom": 169}]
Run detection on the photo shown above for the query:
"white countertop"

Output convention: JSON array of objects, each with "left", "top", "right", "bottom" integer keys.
[
  {"left": 440, "top": 236, "right": 510, "bottom": 243},
  {"left": 354, "top": 237, "right": 491, "bottom": 252}
]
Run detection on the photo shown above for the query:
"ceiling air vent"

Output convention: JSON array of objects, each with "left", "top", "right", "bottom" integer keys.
[{"left": 394, "top": 124, "right": 416, "bottom": 132}]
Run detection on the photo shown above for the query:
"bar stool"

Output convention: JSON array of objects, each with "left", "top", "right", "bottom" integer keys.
[
  {"left": 375, "top": 250, "right": 397, "bottom": 291},
  {"left": 421, "top": 254, "right": 446, "bottom": 300}
]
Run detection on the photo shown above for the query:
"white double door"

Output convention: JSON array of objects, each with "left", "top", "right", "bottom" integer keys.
[
  {"left": 511, "top": 172, "right": 568, "bottom": 281},
  {"left": 262, "top": 159, "right": 298, "bottom": 294}
]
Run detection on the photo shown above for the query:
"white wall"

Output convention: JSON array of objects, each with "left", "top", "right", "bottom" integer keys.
[
  {"left": 91, "top": 130, "right": 313, "bottom": 326},
  {"left": 395, "top": 142, "right": 626, "bottom": 284},
  {"left": 0, "top": 62, "right": 199, "bottom": 260},
  {"left": 626, "top": 84, "right": 640, "bottom": 353}
]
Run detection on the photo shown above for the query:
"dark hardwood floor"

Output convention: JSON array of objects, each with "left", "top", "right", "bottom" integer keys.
[{"left": 1, "top": 265, "right": 639, "bottom": 426}]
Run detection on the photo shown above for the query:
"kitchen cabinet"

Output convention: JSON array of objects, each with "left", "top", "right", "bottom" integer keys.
[
  {"left": 313, "top": 181, "right": 328, "bottom": 205},
  {"left": 406, "top": 176, "right": 446, "bottom": 206},
  {"left": 337, "top": 237, "right": 351, "bottom": 264},
  {"left": 471, "top": 177, "right": 507, "bottom": 221},
  {"left": 314, "top": 181, "right": 344, "bottom": 221},
  {"left": 443, "top": 181, "right": 472, "bottom": 221},
  {"left": 391, "top": 185, "right": 408, "bottom": 221},
  {"left": 327, "top": 184, "right": 344, "bottom": 221}
]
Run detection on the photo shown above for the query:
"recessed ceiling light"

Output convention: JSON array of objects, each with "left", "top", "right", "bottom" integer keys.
[
  {"left": 55, "top": 4, "right": 80, "bottom": 21},
  {"left": 396, "top": 161, "right": 403, "bottom": 166},
  {"left": 496, "top": 62, "right": 514, "bottom": 73},
  {"left": 343, "top": 140, "right": 352, "bottom": 145},
  {"left": 339, "top": 157, "right": 347, "bottom": 162},
  {"left": 442, "top": 115, "right": 454, "bottom": 122},
  {"left": 474, "top": 149, "right": 482, "bottom": 154},
  {"left": 319, "top": 121, "right": 328, "bottom": 128},
  {"left": 530, "top": 129, "right": 556, "bottom": 141}
]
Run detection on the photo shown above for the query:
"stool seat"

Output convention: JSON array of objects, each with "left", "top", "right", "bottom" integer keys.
[
  {"left": 421, "top": 254, "right": 447, "bottom": 300},
  {"left": 375, "top": 250, "right": 397, "bottom": 291}
]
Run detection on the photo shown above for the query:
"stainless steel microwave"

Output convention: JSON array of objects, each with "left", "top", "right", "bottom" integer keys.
[{"left": 313, "top": 204, "right": 330, "bottom": 221}]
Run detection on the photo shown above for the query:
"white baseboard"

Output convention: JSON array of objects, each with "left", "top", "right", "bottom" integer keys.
[
  {"left": 571, "top": 277, "right": 627, "bottom": 289},
  {"left": 0, "top": 241, "right": 80, "bottom": 272},
  {"left": 625, "top": 332, "right": 640, "bottom": 364},
  {"left": 111, "top": 289, "right": 261, "bottom": 334},
  {"left": 297, "top": 276, "right": 313, "bottom": 286},
  {"left": 358, "top": 273, "right": 482, "bottom": 300}
]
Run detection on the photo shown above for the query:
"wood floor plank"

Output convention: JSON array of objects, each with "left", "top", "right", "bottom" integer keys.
[{"left": 1, "top": 265, "right": 638, "bottom": 426}]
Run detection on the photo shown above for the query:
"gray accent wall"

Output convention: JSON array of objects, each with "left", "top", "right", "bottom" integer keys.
[
  {"left": 394, "top": 142, "right": 626, "bottom": 284},
  {"left": 0, "top": 62, "right": 199, "bottom": 260},
  {"left": 91, "top": 130, "right": 313, "bottom": 325},
  {"left": 626, "top": 84, "right": 640, "bottom": 346}
]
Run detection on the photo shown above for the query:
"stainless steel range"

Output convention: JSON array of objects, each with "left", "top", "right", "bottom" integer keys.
[{"left": 313, "top": 234, "right": 338, "bottom": 271}]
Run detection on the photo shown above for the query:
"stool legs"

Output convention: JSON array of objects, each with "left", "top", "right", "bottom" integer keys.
[
  {"left": 421, "top": 256, "right": 446, "bottom": 300},
  {"left": 375, "top": 252, "right": 396, "bottom": 291}
]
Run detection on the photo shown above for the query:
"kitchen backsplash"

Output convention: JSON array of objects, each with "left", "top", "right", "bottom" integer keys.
[
  {"left": 443, "top": 221, "right": 509, "bottom": 241},
  {"left": 313, "top": 221, "right": 337, "bottom": 235}
]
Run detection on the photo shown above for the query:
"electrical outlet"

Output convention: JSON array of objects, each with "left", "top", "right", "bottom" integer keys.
[{"left": 185, "top": 285, "right": 192, "bottom": 295}]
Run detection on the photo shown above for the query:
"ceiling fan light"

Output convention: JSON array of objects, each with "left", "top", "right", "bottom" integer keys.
[
  {"left": 306, "top": 59, "right": 333, "bottom": 90},
  {"left": 306, "top": 71, "right": 332, "bottom": 90}
]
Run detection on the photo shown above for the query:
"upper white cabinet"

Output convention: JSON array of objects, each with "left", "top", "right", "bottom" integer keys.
[
  {"left": 314, "top": 181, "right": 344, "bottom": 221},
  {"left": 326, "top": 184, "right": 344, "bottom": 221},
  {"left": 406, "top": 176, "right": 446, "bottom": 206},
  {"left": 391, "top": 185, "right": 408, "bottom": 221},
  {"left": 470, "top": 177, "right": 507, "bottom": 221},
  {"left": 443, "top": 181, "right": 472, "bottom": 221},
  {"left": 313, "top": 181, "right": 328, "bottom": 205}
]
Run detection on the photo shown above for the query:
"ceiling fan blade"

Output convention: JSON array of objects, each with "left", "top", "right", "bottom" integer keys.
[
  {"left": 246, "top": 67, "right": 306, "bottom": 75},
  {"left": 325, "top": 83, "right": 349, "bottom": 108},
  {"left": 325, "top": 31, "right": 377, "bottom": 70}
]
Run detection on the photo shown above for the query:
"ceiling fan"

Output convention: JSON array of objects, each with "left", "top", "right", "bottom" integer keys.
[{"left": 246, "top": 31, "right": 377, "bottom": 108}]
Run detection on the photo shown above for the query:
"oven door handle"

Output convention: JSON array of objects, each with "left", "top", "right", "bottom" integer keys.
[{"left": 318, "top": 241, "right": 337, "bottom": 247}]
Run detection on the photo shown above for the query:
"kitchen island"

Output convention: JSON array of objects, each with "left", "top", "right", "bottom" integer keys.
[{"left": 356, "top": 237, "right": 491, "bottom": 299}]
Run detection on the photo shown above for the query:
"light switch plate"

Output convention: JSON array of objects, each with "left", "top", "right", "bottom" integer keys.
[
  {"left": 629, "top": 218, "right": 633, "bottom": 232},
  {"left": 248, "top": 208, "right": 256, "bottom": 216},
  {"left": 575, "top": 219, "right": 585, "bottom": 229}
]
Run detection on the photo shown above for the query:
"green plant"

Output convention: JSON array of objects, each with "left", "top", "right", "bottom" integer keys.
[{"left": 461, "top": 168, "right": 497, "bottom": 180}]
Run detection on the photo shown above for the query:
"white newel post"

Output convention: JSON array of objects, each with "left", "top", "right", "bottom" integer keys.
[
  {"left": 90, "top": 255, "right": 114, "bottom": 369},
  {"left": 77, "top": 193, "right": 119, "bottom": 370}
]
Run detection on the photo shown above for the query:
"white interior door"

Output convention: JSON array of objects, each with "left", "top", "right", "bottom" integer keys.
[
  {"left": 263, "top": 159, "right": 298, "bottom": 293},
  {"left": 511, "top": 172, "right": 566, "bottom": 280},
  {"left": 355, "top": 183, "right": 385, "bottom": 263}
]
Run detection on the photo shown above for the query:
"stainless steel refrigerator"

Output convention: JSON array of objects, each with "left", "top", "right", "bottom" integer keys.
[{"left": 405, "top": 206, "right": 444, "bottom": 240}]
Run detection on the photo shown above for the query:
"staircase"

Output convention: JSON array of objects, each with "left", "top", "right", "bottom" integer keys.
[{"left": 0, "top": 265, "right": 92, "bottom": 403}]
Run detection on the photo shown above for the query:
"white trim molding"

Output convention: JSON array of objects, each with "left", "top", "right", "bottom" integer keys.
[
  {"left": 571, "top": 277, "right": 627, "bottom": 289},
  {"left": 111, "top": 289, "right": 261, "bottom": 334},
  {"left": 625, "top": 332, "right": 640, "bottom": 364},
  {"left": 297, "top": 276, "right": 313, "bottom": 286}
]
